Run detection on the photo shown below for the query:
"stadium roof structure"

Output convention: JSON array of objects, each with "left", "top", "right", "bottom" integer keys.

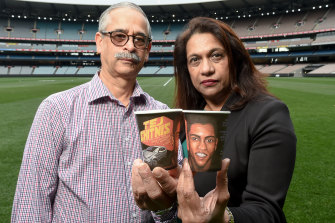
[{"left": 1, "top": 0, "right": 333, "bottom": 22}]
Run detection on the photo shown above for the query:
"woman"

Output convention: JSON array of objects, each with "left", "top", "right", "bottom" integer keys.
[{"left": 174, "top": 17, "right": 296, "bottom": 223}]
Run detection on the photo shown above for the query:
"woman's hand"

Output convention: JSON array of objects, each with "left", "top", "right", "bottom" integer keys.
[{"left": 177, "top": 158, "right": 230, "bottom": 223}]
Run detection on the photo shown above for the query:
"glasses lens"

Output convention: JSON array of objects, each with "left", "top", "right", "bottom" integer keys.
[
  {"left": 111, "top": 32, "right": 128, "bottom": 46},
  {"left": 110, "top": 31, "right": 149, "bottom": 49},
  {"left": 133, "top": 36, "right": 147, "bottom": 48}
]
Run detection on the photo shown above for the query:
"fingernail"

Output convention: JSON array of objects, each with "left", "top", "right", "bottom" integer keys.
[
  {"left": 138, "top": 163, "right": 148, "bottom": 172},
  {"left": 153, "top": 170, "right": 162, "bottom": 178},
  {"left": 133, "top": 159, "right": 143, "bottom": 166}
]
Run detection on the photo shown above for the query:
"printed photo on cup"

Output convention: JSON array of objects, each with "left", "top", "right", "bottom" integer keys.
[
  {"left": 183, "top": 110, "right": 230, "bottom": 172},
  {"left": 135, "top": 109, "right": 183, "bottom": 170}
]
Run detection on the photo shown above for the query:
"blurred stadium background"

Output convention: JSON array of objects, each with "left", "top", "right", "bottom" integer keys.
[
  {"left": 0, "top": 0, "right": 334, "bottom": 77},
  {"left": 0, "top": 0, "right": 334, "bottom": 222}
]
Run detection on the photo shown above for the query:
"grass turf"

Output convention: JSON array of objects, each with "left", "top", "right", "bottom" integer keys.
[{"left": 0, "top": 76, "right": 334, "bottom": 222}]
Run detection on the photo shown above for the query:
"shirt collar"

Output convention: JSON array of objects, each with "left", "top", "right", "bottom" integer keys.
[
  {"left": 88, "top": 71, "right": 147, "bottom": 104},
  {"left": 88, "top": 71, "right": 110, "bottom": 103}
]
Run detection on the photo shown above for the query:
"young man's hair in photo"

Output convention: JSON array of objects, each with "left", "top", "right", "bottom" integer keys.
[
  {"left": 186, "top": 115, "right": 218, "bottom": 137},
  {"left": 186, "top": 114, "right": 223, "bottom": 170}
]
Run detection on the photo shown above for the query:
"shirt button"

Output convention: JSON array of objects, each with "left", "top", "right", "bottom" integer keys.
[
  {"left": 127, "top": 161, "right": 132, "bottom": 166},
  {"left": 132, "top": 213, "right": 137, "bottom": 218},
  {"left": 124, "top": 137, "right": 130, "bottom": 142}
]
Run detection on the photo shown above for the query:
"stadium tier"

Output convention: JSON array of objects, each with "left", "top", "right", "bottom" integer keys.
[{"left": 0, "top": 6, "right": 334, "bottom": 76}]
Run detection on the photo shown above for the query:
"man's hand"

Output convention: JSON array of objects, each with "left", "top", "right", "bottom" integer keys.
[
  {"left": 131, "top": 159, "right": 178, "bottom": 211},
  {"left": 177, "top": 158, "right": 230, "bottom": 223}
]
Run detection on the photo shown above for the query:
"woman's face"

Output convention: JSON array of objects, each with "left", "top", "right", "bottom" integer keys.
[{"left": 186, "top": 32, "right": 230, "bottom": 102}]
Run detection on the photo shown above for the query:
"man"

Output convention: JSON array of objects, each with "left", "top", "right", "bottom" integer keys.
[
  {"left": 187, "top": 121, "right": 218, "bottom": 172},
  {"left": 12, "top": 2, "right": 177, "bottom": 222}
]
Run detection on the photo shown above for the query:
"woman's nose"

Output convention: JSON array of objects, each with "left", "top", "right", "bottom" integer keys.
[{"left": 200, "top": 58, "right": 215, "bottom": 76}]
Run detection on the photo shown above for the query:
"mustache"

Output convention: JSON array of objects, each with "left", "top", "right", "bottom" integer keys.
[{"left": 114, "top": 52, "right": 140, "bottom": 63}]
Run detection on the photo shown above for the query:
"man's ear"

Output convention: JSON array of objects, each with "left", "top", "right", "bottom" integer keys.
[
  {"left": 145, "top": 42, "right": 152, "bottom": 62},
  {"left": 147, "top": 42, "right": 152, "bottom": 52},
  {"left": 95, "top": 32, "right": 103, "bottom": 54}
]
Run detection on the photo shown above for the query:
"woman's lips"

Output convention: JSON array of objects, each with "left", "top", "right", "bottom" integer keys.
[{"left": 201, "top": 79, "right": 218, "bottom": 87}]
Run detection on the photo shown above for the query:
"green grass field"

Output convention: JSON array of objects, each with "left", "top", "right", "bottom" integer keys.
[{"left": 0, "top": 76, "right": 334, "bottom": 222}]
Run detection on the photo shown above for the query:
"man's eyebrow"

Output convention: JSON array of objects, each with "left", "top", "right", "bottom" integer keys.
[
  {"left": 135, "top": 32, "right": 147, "bottom": 37},
  {"left": 112, "top": 29, "right": 147, "bottom": 37},
  {"left": 205, "top": 136, "right": 216, "bottom": 140},
  {"left": 190, "top": 134, "right": 200, "bottom": 138}
]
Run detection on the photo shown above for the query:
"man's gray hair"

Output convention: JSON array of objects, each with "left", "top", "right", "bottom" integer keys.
[{"left": 98, "top": 2, "right": 151, "bottom": 38}]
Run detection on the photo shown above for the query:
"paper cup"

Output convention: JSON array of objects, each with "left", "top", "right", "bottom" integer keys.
[{"left": 135, "top": 109, "right": 183, "bottom": 170}]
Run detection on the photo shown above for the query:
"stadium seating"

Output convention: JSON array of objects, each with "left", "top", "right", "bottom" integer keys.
[
  {"left": 308, "top": 64, "right": 335, "bottom": 74},
  {"left": 275, "top": 64, "right": 309, "bottom": 77},
  {"left": 151, "top": 24, "right": 170, "bottom": 40},
  {"left": 313, "top": 7, "right": 335, "bottom": 30},
  {"left": 156, "top": 66, "right": 174, "bottom": 75},
  {"left": 57, "top": 22, "right": 82, "bottom": 40},
  {"left": 20, "top": 66, "right": 34, "bottom": 75},
  {"left": 0, "top": 66, "right": 9, "bottom": 75},
  {"left": 313, "top": 33, "right": 335, "bottom": 45},
  {"left": 81, "top": 23, "right": 98, "bottom": 40},
  {"left": 1, "top": 7, "right": 335, "bottom": 77},
  {"left": 35, "top": 20, "right": 61, "bottom": 39},
  {"left": 258, "top": 64, "right": 288, "bottom": 74},
  {"left": 54, "top": 66, "right": 69, "bottom": 75},
  {"left": 8, "top": 20, "right": 35, "bottom": 38},
  {"left": 8, "top": 66, "right": 22, "bottom": 75},
  {"left": 77, "top": 66, "right": 100, "bottom": 75},
  {"left": 33, "top": 66, "right": 56, "bottom": 75},
  {"left": 139, "top": 66, "right": 161, "bottom": 75}
]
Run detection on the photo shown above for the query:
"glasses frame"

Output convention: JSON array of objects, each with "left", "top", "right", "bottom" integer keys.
[{"left": 101, "top": 31, "right": 152, "bottom": 49}]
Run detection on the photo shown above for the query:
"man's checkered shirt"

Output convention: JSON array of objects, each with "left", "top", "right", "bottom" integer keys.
[{"left": 12, "top": 73, "right": 180, "bottom": 222}]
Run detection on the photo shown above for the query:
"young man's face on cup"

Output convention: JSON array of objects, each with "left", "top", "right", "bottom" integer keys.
[{"left": 187, "top": 123, "right": 218, "bottom": 171}]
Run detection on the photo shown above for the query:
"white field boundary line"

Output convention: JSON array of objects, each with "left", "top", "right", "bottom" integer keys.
[{"left": 163, "top": 77, "right": 173, "bottom": 87}]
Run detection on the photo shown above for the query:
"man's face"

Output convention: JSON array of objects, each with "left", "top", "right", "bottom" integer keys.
[
  {"left": 187, "top": 123, "right": 218, "bottom": 171},
  {"left": 95, "top": 7, "right": 151, "bottom": 80}
]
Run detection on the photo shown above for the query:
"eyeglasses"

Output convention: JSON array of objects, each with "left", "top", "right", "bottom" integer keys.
[{"left": 101, "top": 31, "right": 151, "bottom": 49}]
